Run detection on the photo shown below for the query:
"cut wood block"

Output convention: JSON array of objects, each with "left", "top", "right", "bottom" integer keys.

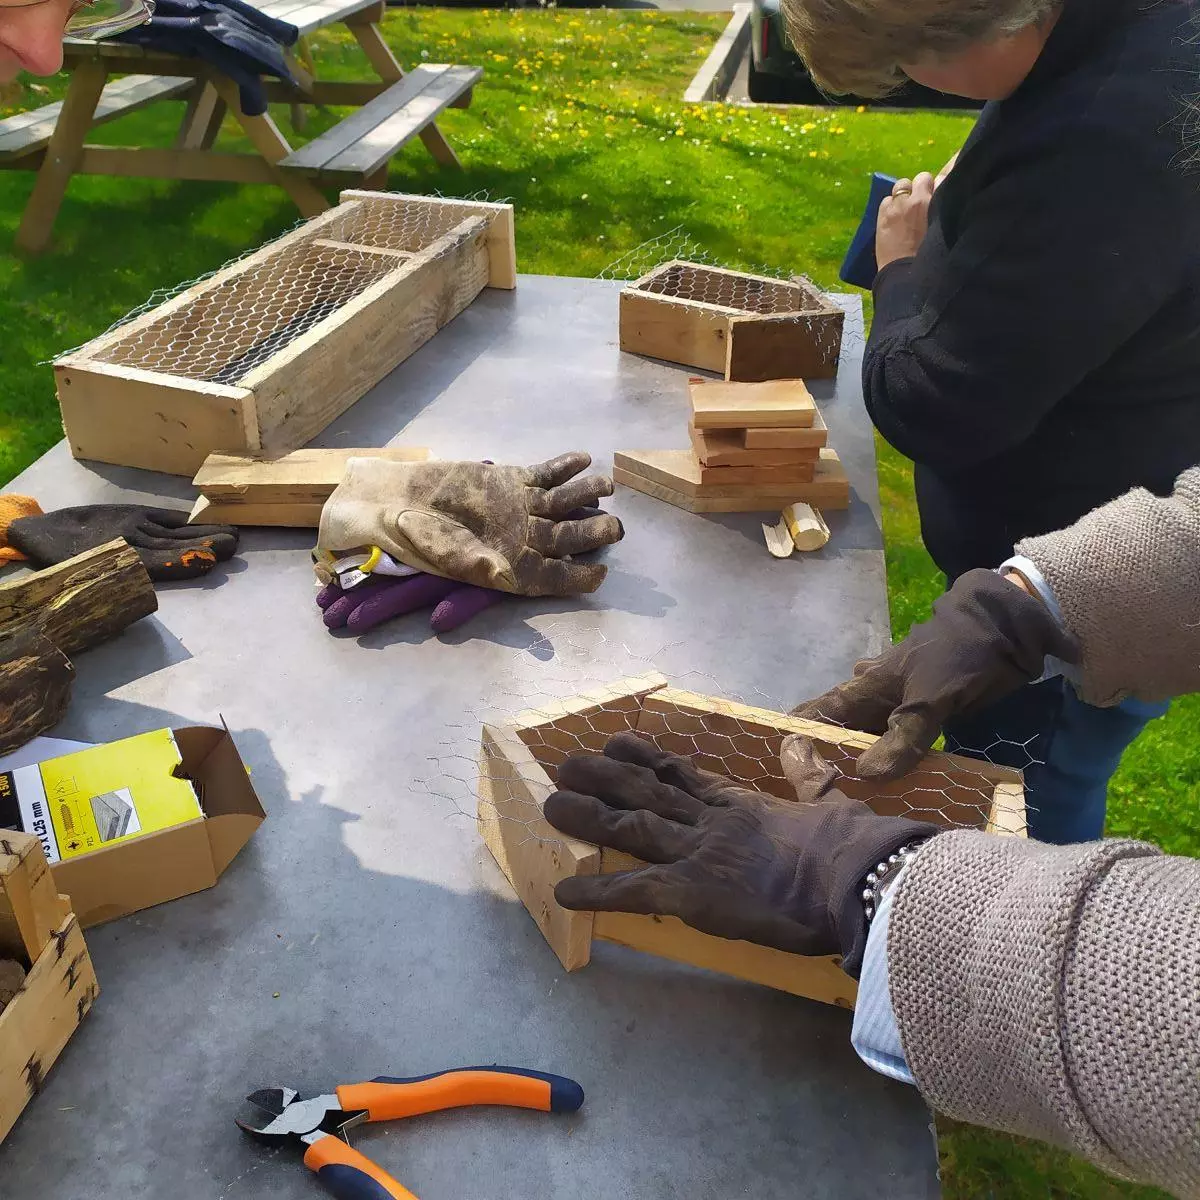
[
  {"left": 614, "top": 448, "right": 849, "bottom": 509},
  {"left": 697, "top": 460, "right": 815, "bottom": 486},
  {"left": 690, "top": 419, "right": 826, "bottom": 466},
  {"left": 743, "top": 425, "right": 832, "bottom": 450},
  {"left": 783, "top": 502, "right": 831, "bottom": 551},
  {"left": 689, "top": 377, "right": 816, "bottom": 430},
  {"left": 613, "top": 461, "right": 849, "bottom": 513},
  {"left": 480, "top": 676, "right": 1025, "bottom": 1009},
  {"left": 192, "top": 446, "right": 430, "bottom": 505}
]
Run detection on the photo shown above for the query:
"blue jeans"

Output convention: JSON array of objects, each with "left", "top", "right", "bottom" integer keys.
[{"left": 943, "top": 678, "right": 1170, "bottom": 844}]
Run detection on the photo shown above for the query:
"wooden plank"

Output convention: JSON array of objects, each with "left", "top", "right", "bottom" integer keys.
[
  {"left": 243, "top": 217, "right": 491, "bottom": 454},
  {"left": 513, "top": 672, "right": 669, "bottom": 772},
  {"left": 689, "top": 377, "right": 816, "bottom": 430},
  {"left": 614, "top": 459, "right": 850, "bottom": 513},
  {"left": 690, "top": 420, "right": 826, "bottom": 466},
  {"left": 0, "top": 914, "right": 98, "bottom": 1146},
  {"left": 338, "top": 191, "right": 517, "bottom": 289},
  {"left": 742, "top": 422, "right": 829, "bottom": 450},
  {"left": 0, "top": 74, "right": 192, "bottom": 158},
  {"left": 211, "top": 77, "right": 329, "bottom": 220},
  {"left": 187, "top": 495, "right": 324, "bottom": 527},
  {"left": 615, "top": 448, "right": 843, "bottom": 501},
  {"left": 594, "top": 851, "right": 856, "bottom": 1008},
  {"left": 478, "top": 724, "right": 600, "bottom": 971},
  {"left": 281, "top": 65, "right": 450, "bottom": 172},
  {"left": 192, "top": 446, "right": 430, "bottom": 504},
  {"left": 174, "top": 80, "right": 223, "bottom": 151},
  {"left": 683, "top": 3, "right": 752, "bottom": 104},
  {"left": 272, "top": 0, "right": 378, "bottom": 35},
  {"left": 618, "top": 289, "right": 731, "bottom": 373},
  {"left": 75, "top": 146, "right": 276, "bottom": 184},
  {"left": 311, "top": 237, "right": 412, "bottom": 263},
  {"left": 725, "top": 310, "right": 845, "bottom": 383},
  {"left": 55, "top": 359, "right": 258, "bottom": 477},
  {"left": 0, "top": 835, "right": 70, "bottom": 963},
  {"left": 14, "top": 60, "right": 108, "bottom": 255}
]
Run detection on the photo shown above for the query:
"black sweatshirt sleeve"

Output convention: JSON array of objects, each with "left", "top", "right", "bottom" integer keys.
[{"left": 862, "top": 133, "right": 1187, "bottom": 473}]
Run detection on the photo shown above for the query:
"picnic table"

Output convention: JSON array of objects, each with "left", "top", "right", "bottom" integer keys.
[
  {"left": 0, "top": 278, "right": 939, "bottom": 1199},
  {"left": 1, "top": 0, "right": 480, "bottom": 254}
]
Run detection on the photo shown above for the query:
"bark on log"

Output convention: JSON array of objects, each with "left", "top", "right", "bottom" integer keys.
[
  {"left": 0, "top": 538, "right": 157, "bottom": 656},
  {"left": 0, "top": 629, "right": 75, "bottom": 755}
]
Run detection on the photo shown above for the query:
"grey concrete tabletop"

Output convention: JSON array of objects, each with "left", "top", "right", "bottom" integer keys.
[{"left": 0, "top": 275, "right": 938, "bottom": 1199}]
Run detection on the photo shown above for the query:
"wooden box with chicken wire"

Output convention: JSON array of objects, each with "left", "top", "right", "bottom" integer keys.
[
  {"left": 0, "top": 832, "right": 98, "bottom": 1145},
  {"left": 478, "top": 673, "right": 1025, "bottom": 1010},
  {"left": 53, "top": 190, "right": 516, "bottom": 477},
  {"left": 619, "top": 260, "right": 845, "bottom": 382}
]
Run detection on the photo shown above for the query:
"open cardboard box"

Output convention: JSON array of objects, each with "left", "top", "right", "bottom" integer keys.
[{"left": 50, "top": 726, "right": 265, "bottom": 929}]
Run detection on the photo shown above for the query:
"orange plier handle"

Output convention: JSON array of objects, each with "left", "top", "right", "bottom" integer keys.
[{"left": 336, "top": 1065, "right": 585, "bottom": 1123}]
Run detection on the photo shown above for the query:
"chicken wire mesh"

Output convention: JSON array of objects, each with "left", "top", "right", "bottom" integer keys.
[
  {"left": 53, "top": 191, "right": 507, "bottom": 384},
  {"left": 418, "top": 627, "right": 1036, "bottom": 867}
]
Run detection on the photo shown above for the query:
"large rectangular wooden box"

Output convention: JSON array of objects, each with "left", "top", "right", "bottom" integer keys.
[
  {"left": 619, "top": 261, "right": 845, "bottom": 382},
  {"left": 54, "top": 191, "right": 517, "bottom": 476},
  {"left": 479, "top": 674, "right": 1024, "bottom": 1009},
  {"left": 0, "top": 832, "right": 98, "bottom": 1145}
]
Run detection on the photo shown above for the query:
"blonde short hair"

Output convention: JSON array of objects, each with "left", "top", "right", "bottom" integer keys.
[{"left": 781, "top": 0, "right": 1060, "bottom": 96}]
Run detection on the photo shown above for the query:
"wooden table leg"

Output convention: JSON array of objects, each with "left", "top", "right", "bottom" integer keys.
[
  {"left": 212, "top": 78, "right": 329, "bottom": 218},
  {"left": 175, "top": 82, "right": 226, "bottom": 151},
  {"left": 349, "top": 21, "right": 461, "bottom": 169},
  {"left": 14, "top": 59, "right": 108, "bottom": 255}
]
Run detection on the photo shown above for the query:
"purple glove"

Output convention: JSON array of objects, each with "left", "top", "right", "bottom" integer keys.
[{"left": 317, "top": 572, "right": 504, "bottom": 634}]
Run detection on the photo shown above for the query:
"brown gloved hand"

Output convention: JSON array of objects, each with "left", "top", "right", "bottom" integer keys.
[
  {"left": 544, "top": 732, "right": 938, "bottom": 976},
  {"left": 318, "top": 453, "right": 624, "bottom": 597},
  {"left": 792, "top": 569, "right": 1080, "bottom": 781}
]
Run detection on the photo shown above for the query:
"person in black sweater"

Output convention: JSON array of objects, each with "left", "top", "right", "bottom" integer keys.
[{"left": 783, "top": 0, "right": 1200, "bottom": 842}]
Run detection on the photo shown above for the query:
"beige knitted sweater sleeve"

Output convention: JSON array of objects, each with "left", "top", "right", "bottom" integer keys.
[
  {"left": 1015, "top": 466, "right": 1200, "bottom": 706},
  {"left": 889, "top": 832, "right": 1200, "bottom": 1197}
]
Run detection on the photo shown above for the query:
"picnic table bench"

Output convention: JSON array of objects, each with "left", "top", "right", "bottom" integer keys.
[{"left": 0, "top": 0, "right": 481, "bottom": 254}]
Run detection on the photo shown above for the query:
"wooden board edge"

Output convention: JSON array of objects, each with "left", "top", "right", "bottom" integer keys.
[{"left": 510, "top": 672, "right": 670, "bottom": 733}]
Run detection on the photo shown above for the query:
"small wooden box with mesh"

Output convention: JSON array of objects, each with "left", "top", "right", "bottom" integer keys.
[
  {"left": 618, "top": 260, "right": 845, "bottom": 382},
  {"left": 478, "top": 673, "right": 1025, "bottom": 1009},
  {"left": 53, "top": 190, "right": 517, "bottom": 477},
  {"left": 0, "top": 832, "right": 98, "bottom": 1145}
]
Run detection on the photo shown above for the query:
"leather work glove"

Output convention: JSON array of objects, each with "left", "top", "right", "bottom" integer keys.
[
  {"left": 318, "top": 453, "right": 624, "bottom": 598},
  {"left": 544, "top": 732, "right": 938, "bottom": 975},
  {"left": 4, "top": 503, "right": 239, "bottom": 582},
  {"left": 317, "top": 573, "right": 503, "bottom": 635},
  {"left": 792, "top": 569, "right": 1080, "bottom": 781}
]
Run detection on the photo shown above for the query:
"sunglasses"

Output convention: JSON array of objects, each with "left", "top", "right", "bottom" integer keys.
[{"left": 65, "top": 0, "right": 154, "bottom": 40}]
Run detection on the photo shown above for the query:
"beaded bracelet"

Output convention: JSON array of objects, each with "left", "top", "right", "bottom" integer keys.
[{"left": 862, "top": 842, "right": 925, "bottom": 924}]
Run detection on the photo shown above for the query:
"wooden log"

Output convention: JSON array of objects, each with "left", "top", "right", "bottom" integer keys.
[
  {"left": 0, "top": 539, "right": 157, "bottom": 656},
  {"left": 0, "top": 630, "right": 75, "bottom": 756}
]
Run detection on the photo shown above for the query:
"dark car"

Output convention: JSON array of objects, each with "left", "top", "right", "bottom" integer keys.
[{"left": 748, "top": 0, "right": 984, "bottom": 109}]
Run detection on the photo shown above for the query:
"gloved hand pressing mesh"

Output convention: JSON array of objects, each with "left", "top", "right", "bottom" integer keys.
[
  {"left": 317, "top": 573, "right": 503, "bottom": 635},
  {"left": 4, "top": 503, "right": 239, "bottom": 582},
  {"left": 318, "top": 453, "right": 624, "bottom": 598},
  {"left": 543, "top": 732, "right": 938, "bottom": 976},
  {"left": 790, "top": 569, "right": 1080, "bottom": 781}
]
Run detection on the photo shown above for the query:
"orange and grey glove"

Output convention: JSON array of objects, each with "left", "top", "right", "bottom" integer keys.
[
  {"left": 318, "top": 453, "right": 624, "bottom": 598},
  {"left": 543, "top": 732, "right": 938, "bottom": 976},
  {"left": 792, "top": 569, "right": 1081, "bottom": 780},
  {"left": 3, "top": 501, "right": 238, "bottom": 582}
]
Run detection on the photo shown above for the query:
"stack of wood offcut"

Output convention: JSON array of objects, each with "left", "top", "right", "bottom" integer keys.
[{"left": 613, "top": 377, "right": 849, "bottom": 514}]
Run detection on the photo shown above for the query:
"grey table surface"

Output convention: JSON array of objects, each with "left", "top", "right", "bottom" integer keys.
[{"left": 0, "top": 275, "right": 938, "bottom": 1200}]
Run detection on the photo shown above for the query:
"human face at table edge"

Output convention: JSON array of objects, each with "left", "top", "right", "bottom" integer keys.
[
  {"left": 0, "top": 0, "right": 76, "bottom": 82},
  {"left": 899, "top": 9, "right": 1061, "bottom": 102}
]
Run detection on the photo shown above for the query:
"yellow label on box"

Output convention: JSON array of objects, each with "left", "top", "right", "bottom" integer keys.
[{"left": 2, "top": 729, "right": 202, "bottom": 864}]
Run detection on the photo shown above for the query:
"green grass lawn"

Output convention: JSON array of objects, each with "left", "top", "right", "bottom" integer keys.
[{"left": 0, "top": 10, "right": 1194, "bottom": 1197}]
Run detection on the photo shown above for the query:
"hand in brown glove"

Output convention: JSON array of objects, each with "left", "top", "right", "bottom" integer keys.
[
  {"left": 793, "top": 569, "right": 1080, "bottom": 781},
  {"left": 318, "top": 453, "right": 624, "bottom": 598},
  {"left": 544, "top": 732, "right": 938, "bottom": 975}
]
